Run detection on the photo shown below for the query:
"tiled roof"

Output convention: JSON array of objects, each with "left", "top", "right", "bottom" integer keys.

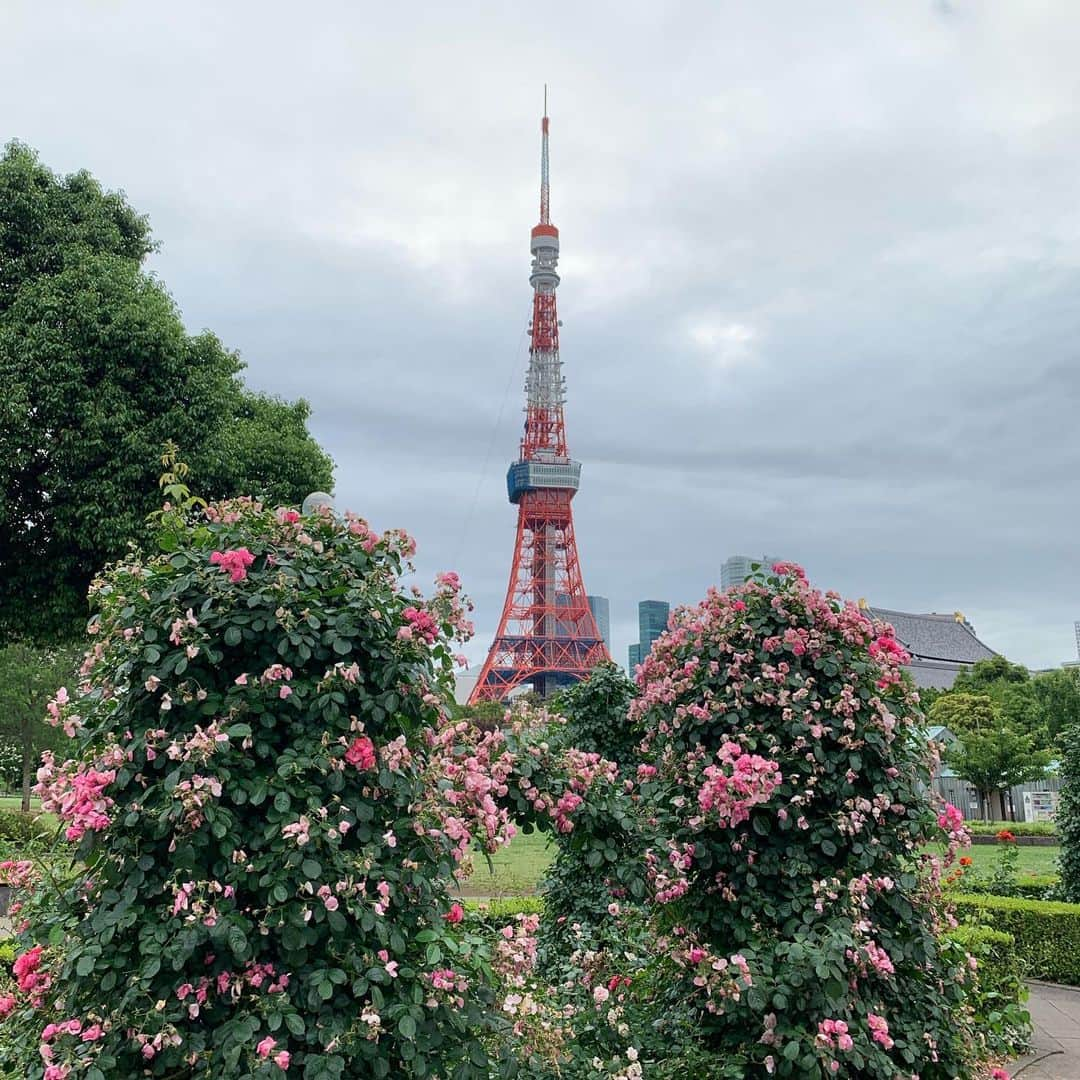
[{"left": 868, "top": 608, "right": 997, "bottom": 665}]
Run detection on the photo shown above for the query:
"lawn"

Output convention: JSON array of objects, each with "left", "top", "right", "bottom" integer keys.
[
  {"left": 0, "top": 796, "right": 41, "bottom": 813},
  {"left": 454, "top": 832, "right": 1062, "bottom": 897},
  {"left": 950, "top": 841, "right": 1060, "bottom": 877},
  {"left": 456, "top": 829, "right": 554, "bottom": 897}
]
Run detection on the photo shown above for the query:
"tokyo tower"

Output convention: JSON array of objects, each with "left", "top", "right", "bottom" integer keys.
[{"left": 469, "top": 97, "right": 610, "bottom": 702}]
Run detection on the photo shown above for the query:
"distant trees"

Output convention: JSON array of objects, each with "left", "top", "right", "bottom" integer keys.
[
  {"left": 0, "top": 642, "right": 77, "bottom": 810},
  {"left": 926, "top": 657, "right": 1080, "bottom": 819},
  {"left": 0, "top": 141, "right": 334, "bottom": 645}
]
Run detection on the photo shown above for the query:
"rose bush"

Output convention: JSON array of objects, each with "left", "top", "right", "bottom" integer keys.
[
  {"left": 0, "top": 496, "right": 521, "bottom": 1079},
  {"left": 621, "top": 563, "right": 988, "bottom": 1078}
]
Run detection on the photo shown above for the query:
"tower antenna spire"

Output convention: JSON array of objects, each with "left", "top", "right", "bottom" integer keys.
[{"left": 540, "top": 86, "right": 550, "bottom": 225}]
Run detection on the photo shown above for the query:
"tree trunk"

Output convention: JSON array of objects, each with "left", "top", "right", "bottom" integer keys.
[{"left": 20, "top": 712, "right": 32, "bottom": 813}]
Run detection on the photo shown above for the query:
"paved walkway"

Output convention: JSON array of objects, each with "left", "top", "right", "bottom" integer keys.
[{"left": 1010, "top": 982, "right": 1080, "bottom": 1078}]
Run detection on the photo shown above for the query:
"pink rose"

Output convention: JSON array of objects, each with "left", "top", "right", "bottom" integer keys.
[{"left": 344, "top": 736, "right": 377, "bottom": 771}]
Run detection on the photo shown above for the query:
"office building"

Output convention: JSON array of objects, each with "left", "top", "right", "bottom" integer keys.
[
  {"left": 587, "top": 595, "right": 611, "bottom": 652},
  {"left": 721, "top": 554, "right": 785, "bottom": 591},
  {"left": 627, "top": 600, "right": 670, "bottom": 672}
]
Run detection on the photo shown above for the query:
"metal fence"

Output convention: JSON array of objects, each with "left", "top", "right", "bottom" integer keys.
[{"left": 931, "top": 775, "right": 1063, "bottom": 822}]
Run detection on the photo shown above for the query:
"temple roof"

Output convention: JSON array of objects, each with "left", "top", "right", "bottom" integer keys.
[{"left": 868, "top": 607, "right": 997, "bottom": 665}]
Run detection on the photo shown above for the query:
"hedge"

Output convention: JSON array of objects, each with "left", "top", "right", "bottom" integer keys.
[
  {"left": 953, "top": 892, "right": 1080, "bottom": 984},
  {"left": 944, "top": 925, "right": 1022, "bottom": 984},
  {"left": 947, "top": 874, "right": 1060, "bottom": 901},
  {"left": 942, "top": 924, "right": 1030, "bottom": 1055},
  {"left": 966, "top": 821, "right": 1057, "bottom": 838}
]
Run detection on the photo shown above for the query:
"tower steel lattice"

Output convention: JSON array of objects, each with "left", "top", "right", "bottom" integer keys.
[{"left": 469, "top": 99, "right": 609, "bottom": 702}]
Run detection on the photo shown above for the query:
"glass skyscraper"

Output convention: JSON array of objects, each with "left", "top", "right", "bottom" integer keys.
[
  {"left": 628, "top": 600, "right": 670, "bottom": 671},
  {"left": 587, "top": 595, "right": 611, "bottom": 651}
]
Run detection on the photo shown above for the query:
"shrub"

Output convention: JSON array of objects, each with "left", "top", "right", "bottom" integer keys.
[
  {"left": 953, "top": 892, "right": 1080, "bottom": 985},
  {"left": 948, "top": 872, "right": 1060, "bottom": 901},
  {"left": 538, "top": 663, "right": 643, "bottom": 957},
  {"left": 1058, "top": 724, "right": 1080, "bottom": 902},
  {"left": 0, "top": 496, "right": 513, "bottom": 1079},
  {"left": 0, "top": 810, "right": 53, "bottom": 847},
  {"left": 942, "top": 925, "right": 1030, "bottom": 1056},
  {"left": 967, "top": 820, "right": 1057, "bottom": 838},
  {"left": 625, "top": 564, "right": 983, "bottom": 1078}
]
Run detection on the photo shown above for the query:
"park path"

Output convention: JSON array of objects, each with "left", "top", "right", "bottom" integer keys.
[{"left": 1010, "top": 982, "right": 1080, "bottom": 1078}]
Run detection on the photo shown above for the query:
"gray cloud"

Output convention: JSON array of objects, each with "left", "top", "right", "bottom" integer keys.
[{"left": 4, "top": 0, "right": 1079, "bottom": 670}]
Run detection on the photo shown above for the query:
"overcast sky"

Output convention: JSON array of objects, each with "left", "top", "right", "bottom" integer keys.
[{"left": 5, "top": 1, "right": 1080, "bottom": 671}]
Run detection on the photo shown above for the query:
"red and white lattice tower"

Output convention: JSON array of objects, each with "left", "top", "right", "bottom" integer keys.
[{"left": 469, "top": 98, "right": 609, "bottom": 702}]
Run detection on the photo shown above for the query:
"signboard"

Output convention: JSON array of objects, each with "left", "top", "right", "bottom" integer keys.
[{"left": 1022, "top": 790, "right": 1058, "bottom": 822}]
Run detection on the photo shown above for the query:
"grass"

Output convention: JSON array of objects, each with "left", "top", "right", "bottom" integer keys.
[
  {"left": 0, "top": 796, "right": 40, "bottom": 812},
  {"left": 452, "top": 833, "right": 1063, "bottom": 898},
  {"left": 456, "top": 830, "right": 554, "bottom": 897},
  {"left": 950, "top": 842, "right": 1060, "bottom": 877}
]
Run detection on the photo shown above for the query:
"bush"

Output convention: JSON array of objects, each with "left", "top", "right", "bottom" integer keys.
[
  {"left": 463, "top": 895, "right": 544, "bottom": 932},
  {"left": 538, "top": 663, "right": 642, "bottom": 958},
  {"left": 942, "top": 925, "right": 1030, "bottom": 1056},
  {"left": 967, "top": 820, "right": 1058, "bottom": 838},
  {"left": 0, "top": 809, "right": 53, "bottom": 846},
  {"left": 624, "top": 565, "right": 983, "bottom": 1078},
  {"left": 1058, "top": 725, "right": 1080, "bottom": 902},
  {"left": 0, "top": 496, "right": 511, "bottom": 1079},
  {"left": 948, "top": 872, "right": 1060, "bottom": 901},
  {"left": 953, "top": 892, "right": 1080, "bottom": 984}
]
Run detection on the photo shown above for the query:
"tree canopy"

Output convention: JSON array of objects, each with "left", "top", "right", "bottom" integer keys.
[
  {"left": 946, "top": 725, "right": 1052, "bottom": 820},
  {"left": 0, "top": 142, "right": 334, "bottom": 644}
]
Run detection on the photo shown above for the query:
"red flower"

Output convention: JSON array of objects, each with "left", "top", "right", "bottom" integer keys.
[
  {"left": 959, "top": 856, "right": 972, "bottom": 867},
  {"left": 445, "top": 902, "right": 464, "bottom": 924},
  {"left": 344, "top": 736, "right": 377, "bottom": 771},
  {"left": 996, "top": 829, "right": 1016, "bottom": 843}
]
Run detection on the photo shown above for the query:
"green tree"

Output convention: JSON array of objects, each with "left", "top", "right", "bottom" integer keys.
[
  {"left": 928, "top": 692, "right": 997, "bottom": 735},
  {"left": 0, "top": 641, "right": 77, "bottom": 810},
  {"left": 0, "top": 143, "right": 333, "bottom": 644},
  {"left": 953, "top": 655, "right": 1031, "bottom": 690},
  {"left": 946, "top": 724, "right": 1052, "bottom": 821},
  {"left": 0, "top": 139, "right": 152, "bottom": 312},
  {"left": 1030, "top": 668, "right": 1080, "bottom": 746}
]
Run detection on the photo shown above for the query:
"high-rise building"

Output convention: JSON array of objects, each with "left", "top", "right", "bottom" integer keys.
[
  {"left": 638, "top": 600, "right": 669, "bottom": 652},
  {"left": 721, "top": 554, "right": 785, "bottom": 591},
  {"left": 588, "top": 596, "right": 611, "bottom": 652},
  {"left": 627, "top": 600, "right": 670, "bottom": 672},
  {"left": 469, "top": 99, "right": 609, "bottom": 702}
]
